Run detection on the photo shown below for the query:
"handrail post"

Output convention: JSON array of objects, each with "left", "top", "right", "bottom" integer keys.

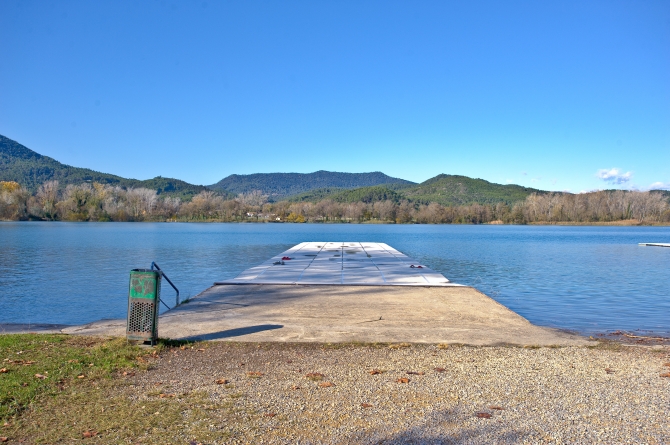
[{"left": 151, "top": 262, "right": 180, "bottom": 307}]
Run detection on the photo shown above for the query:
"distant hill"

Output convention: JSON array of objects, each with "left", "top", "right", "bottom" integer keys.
[
  {"left": 0, "top": 134, "right": 215, "bottom": 200},
  {"left": 288, "top": 175, "right": 542, "bottom": 206},
  {"left": 209, "top": 171, "right": 415, "bottom": 200},
  {"left": 289, "top": 185, "right": 405, "bottom": 204},
  {"left": 403, "top": 174, "right": 546, "bottom": 206},
  {"left": 1, "top": 134, "right": 560, "bottom": 206}
]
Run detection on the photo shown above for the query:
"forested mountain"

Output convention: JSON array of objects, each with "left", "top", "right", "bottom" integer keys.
[
  {"left": 289, "top": 185, "right": 405, "bottom": 203},
  {"left": 209, "top": 171, "right": 415, "bottom": 200},
  {"left": 403, "top": 174, "right": 547, "bottom": 205},
  {"left": 7, "top": 133, "right": 665, "bottom": 211},
  {"left": 0, "top": 135, "right": 214, "bottom": 200},
  {"left": 288, "top": 176, "right": 544, "bottom": 206}
]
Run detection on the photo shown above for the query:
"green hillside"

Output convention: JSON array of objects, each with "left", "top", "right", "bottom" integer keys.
[
  {"left": 0, "top": 135, "right": 215, "bottom": 200},
  {"left": 289, "top": 185, "right": 404, "bottom": 204},
  {"left": 288, "top": 176, "right": 541, "bottom": 207},
  {"left": 403, "top": 174, "right": 546, "bottom": 206},
  {"left": 209, "top": 171, "right": 415, "bottom": 200},
  {"left": 287, "top": 187, "right": 347, "bottom": 202},
  {"left": 2, "top": 134, "right": 557, "bottom": 206}
]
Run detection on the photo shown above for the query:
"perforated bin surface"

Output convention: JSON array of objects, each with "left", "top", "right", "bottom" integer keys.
[
  {"left": 126, "top": 269, "right": 161, "bottom": 341},
  {"left": 127, "top": 300, "right": 155, "bottom": 334}
]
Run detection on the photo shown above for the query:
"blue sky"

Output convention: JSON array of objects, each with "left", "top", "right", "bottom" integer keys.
[{"left": 1, "top": 0, "right": 668, "bottom": 192}]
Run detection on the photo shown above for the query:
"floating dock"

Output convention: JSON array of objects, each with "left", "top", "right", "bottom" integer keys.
[
  {"left": 639, "top": 243, "right": 670, "bottom": 248},
  {"left": 216, "top": 242, "right": 458, "bottom": 286}
]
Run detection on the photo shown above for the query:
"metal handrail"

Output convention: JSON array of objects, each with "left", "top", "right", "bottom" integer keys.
[{"left": 151, "top": 262, "right": 180, "bottom": 309}]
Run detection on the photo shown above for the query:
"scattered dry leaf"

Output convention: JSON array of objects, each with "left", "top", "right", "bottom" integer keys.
[
  {"left": 0, "top": 437, "right": 8, "bottom": 442},
  {"left": 215, "top": 379, "right": 229, "bottom": 385},
  {"left": 396, "top": 378, "right": 410, "bottom": 384},
  {"left": 34, "top": 374, "right": 46, "bottom": 380},
  {"left": 306, "top": 372, "right": 325, "bottom": 381},
  {"left": 7, "top": 359, "right": 35, "bottom": 366},
  {"left": 319, "top": 381, "right": 335, "bottom": 387},
  {"left": 122, "top": 371, "right": 135, "bottom": 377},
  {"left": 77, "top": 375, "right": 85, "bottom": 379},
  {"left": 361, "top": 403, "right": 373, "bottom": 408},
  {"left": 660, "top": 372, "right": 670, "bottom": 378},
  {"left": 663, "top": 362, "right": 670, "bottom": 367},
  {"left": 407, "top": 371, "right": 425, "bottom": 376},
  {"left": 434, "top": 367, "right": 446, "bottom": 372},
  {"left": 68, "top": 359, "right": 79, "bottom": 364},
  {"left": 82, "top": 430, "right": 98, "bottom": 438},
  {"left": 291, "top": 385, "right": 301, "bottom": 390},
  {"left": 246, "top": 371, "right": 263, "bottom": 378},
  {"left": 159, "top": 393, "right": 175, "bottom": 398},
  {"left": 475, "top": 412, "right": 492, "bottom": 418},
  {"left": 264, "top": 412, "right": 276, "bottom": 417},
  {"left": 369, "top": 369, "right": 383, "bottom": 375},
  {"left": 489, "top": 405, "right": 504, "bottom": 410},
  {"left": 0, "top": 368, "right": 8, "bottom": 374},
  {"left": 197, "top": 349, "right": 205, "bottom": 352}
]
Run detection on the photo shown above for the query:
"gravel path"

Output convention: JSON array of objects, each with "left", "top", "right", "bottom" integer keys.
[{"left": 127, "top": 342, "right": 670, "bottom": 444}]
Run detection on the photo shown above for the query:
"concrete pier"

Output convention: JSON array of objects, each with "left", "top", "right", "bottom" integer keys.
[{"left": 62, "top": 242, "right": 590, "bottom": 346}]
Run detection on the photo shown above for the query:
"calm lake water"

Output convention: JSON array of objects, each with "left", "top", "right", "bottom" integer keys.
[{"left": 1, "top": 222, "right": 669, "bottom": 334}]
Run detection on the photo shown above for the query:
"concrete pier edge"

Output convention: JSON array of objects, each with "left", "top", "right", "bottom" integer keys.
[{"left": 58, "top": 283, "right": 594, "bottom": 346}]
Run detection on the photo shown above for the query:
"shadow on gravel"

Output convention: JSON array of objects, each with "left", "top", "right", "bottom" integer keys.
[
  {"left": 348, "top": 407, "right": 523, "bottom": 444},
  {"left": 369, "top": 429, "right": 521, "bottom": 445},
  {"left": 182, "top": 324, "right": 283, "bottom": 341}
]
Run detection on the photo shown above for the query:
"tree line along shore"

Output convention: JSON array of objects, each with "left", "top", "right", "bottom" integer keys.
[{"left": 1, "top": 180, "right": 669, "bottom": 224}]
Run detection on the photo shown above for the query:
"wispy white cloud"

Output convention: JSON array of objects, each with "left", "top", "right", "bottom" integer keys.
[
  {"left": 596, "top": 168, "right": 632, "bottom": 184},
  {"left": 648, "top": 181, "right": 670, "bottom": 190},
  {"left": 505, "top": 179, "right": 513, "bottom": 184}
]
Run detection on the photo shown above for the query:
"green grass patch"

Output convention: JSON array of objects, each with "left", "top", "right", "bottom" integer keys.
[
  {"left": 0, "top": 335, "right": 245, "bottom": 444},
  {"left": 587, "top": 340, "right": 623, "bottom": 351},
  {"left": 0, "top": 334, "right": 143, "bottom": 421}
]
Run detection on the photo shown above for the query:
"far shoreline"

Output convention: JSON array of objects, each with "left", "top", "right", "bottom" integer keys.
[{"left": 2, "top": 219, "right": 670, "bottom": 226}]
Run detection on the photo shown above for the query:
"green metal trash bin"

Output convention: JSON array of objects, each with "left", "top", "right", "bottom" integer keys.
[{"left": 127, "top": 268, "right": 162, "bottom": 344}]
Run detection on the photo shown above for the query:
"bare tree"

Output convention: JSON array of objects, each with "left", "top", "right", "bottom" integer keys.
[
  {"left": 237, "top": 190, "right": 269, "bottom": 207},
  {"left": 373, "top": 201, "right": 396, "bottom": 222},
  {"left": 36, "top": 180, "right": 60, "bottom": 220}
]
